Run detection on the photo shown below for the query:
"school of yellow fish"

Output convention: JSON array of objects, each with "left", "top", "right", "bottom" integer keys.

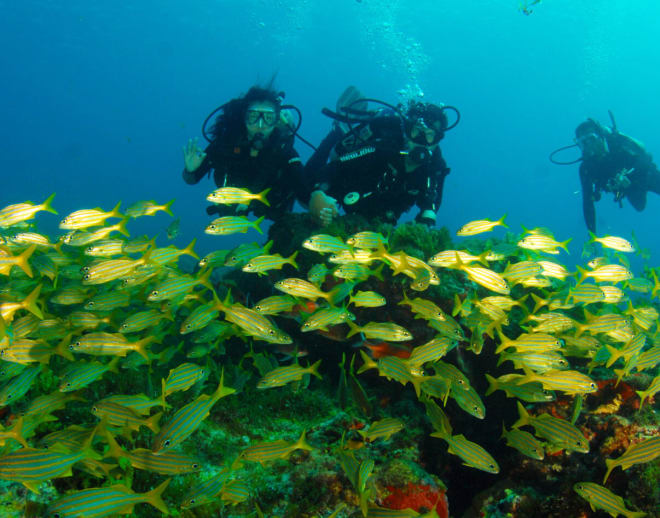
[{"left": 0, "top": 191, "right": 658, "bottom": 517}]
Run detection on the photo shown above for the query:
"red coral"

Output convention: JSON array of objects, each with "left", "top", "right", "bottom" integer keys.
[{"left": 382, "top": 482, "right": 449, "bottom": 517}]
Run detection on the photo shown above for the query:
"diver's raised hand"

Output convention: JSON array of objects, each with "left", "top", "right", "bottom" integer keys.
[
  {"left": 309, "top": 190, "right": 339, "bottom": 227},
  {"left": 183, "top": 138, "right": 207, "bottom": 172}
]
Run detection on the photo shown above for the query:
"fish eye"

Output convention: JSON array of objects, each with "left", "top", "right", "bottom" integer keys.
[
  {"left": 92, "top": 406, "right": 98, "bottom": 412},
  {"left": 53, "top": 514, "right": 61, "bottom": 518},
  {"left": 590, "top": 383, "right": 596, "bottom": 390},
  {"left": 185, "top": 324, "right": 191, "bottom": 330},
  {"left": 164, "top": 440, "right": 170, "bottom": 446},
  {"left": 192, "top": 463, "right": 199, "bottom": 469},
  {"left": 189, "top": 499, "right": 195, "bottom": 505},
  {"left": 88, "top": 302, "right": 95, "bottom": 307},
  {"left": 150, "top": 291, "right": 158, "bottom": 297},
  {"left": 66, "top": 382, "right": 71, "bottom": 388},
  {"left": 68, "top": 344, "right": 75, "bottom": 350},
  {"left": 84, "top": 274, "right": 90, "bottom": 281}
]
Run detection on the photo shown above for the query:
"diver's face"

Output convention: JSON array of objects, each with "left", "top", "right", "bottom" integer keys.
[
  {"left": 245, "top": 101, "right": 278, "bottom": 142},
  {"left": 576, "top": 132, "right": 606, "bottom": 159}
]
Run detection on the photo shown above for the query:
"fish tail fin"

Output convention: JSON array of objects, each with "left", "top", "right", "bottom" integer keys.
[
  {"left": 613, "top": 368, "right": 626, "bottom": 387},
  {"left": 183, "top": 238, "right": 199, "bottom": 260},
  {"left": 576, "top": 265, "right": 587, "bottom": 285},
  {"left": 54, "top": 335, "right": 75, "bottom": 362},
  {"left": 135, "top": 336, "right": 154, "bottom": 363},
  {"left": 107, "top": 356, "right": 121, "bottom": 374},
  {"left": 327, "top": 284, "right": 344, "bottom": 306},
  {"left": 560, "top": 238, "right": 572, "bottom": 254},
  {"left": 257, "top": 188, "right": 271, "bottom": 207},
  {"left": 529, "top": 292, "right": 547, "bottom": 314},
  {"left": 308, "top": 359, "right": 323, "bottom": 380},
  {"left": 452, "top": 293, "right": 464, "bottom": 317},
  {"left": 161, "top": 378, "right": 168, "bottom": 410},
  {"left": 603, "top": 458, "right": 616, "bottom": 483},
  {"left": 148, "top": 411, "right": 163, "bottom": 434},
  {"left": 41, "top": 193, "right": 58, "bottom": 214},
  {"left": 110, "top": 201, "right": 123, "bottom": 218},
  {"left": 163, "top": 199, "right": 175, "bottom": 217},
  {"left": 253, "top": 215, "right": 266, "bottom": 234},
  {"left": 346, "top": 319, "right": 361, "bottom": 339},
  {"left": 103, "top": 425, "right": 126, "bottom": 459},
  {"left": 16, "top": 244, "right": 36, "bottom": 278},
  {"left": 287, "top": 250, "right": 299, "bottom": 270},
  {"left": 605, "top": 345, "right": 622, "bottom": 368},
  {"left": 650, "top": 269, "right": 660, "bottom": 299},
  {"left": 80, "top": 425, "right": 102, "bottom": 461},
  {"left": 477, "top": 250, "right": 490, "bottom": 266},
  {"left": 213, "top": 368, "right": 237, "bottom": 402},
  {"left": 498, "top": 213, "right": 508, "bottom": 228},
  {"left": 144, "top": 478, "right": 171, "bottom": 515},
  {"left": 410, "top": 376, "right": 423, "bottom": 399},
  {"left": 513, "top": 401, "right": 529, "bottom": 429},
  {"left": 23, "top": 283, "right": 43, "bottom": 319},
  {"left": 9, "top": 416, "right": 29, "bottom": 448},
  {"left": 357, "top": 350, "right": 377, "bottom": 374},
  {"left": 484, "top": 373, "right": 498, "bottom": 396},
  {"left": 587, "top": 231, "right": 597, "bottom": 245},
  {"left": 116, "top": 217, "right": 130, "bottom": 237},
  {"left": 636, "top": 389, "right": 648, "bottom": 410},
  {"left": 197, "top": 267, "right": 214, "bottom": 291},
  {"left": 494, "top": 329, "right": 512, "bottom": 354},
  {"left": 371, "top": 262, "right": 385, "bottom": 281},
  {"left": 294, "top": 429, "right": 314, "bottom": 452},
  {"left": 575, "top": 323, "right": 587, "bottom": 338}
]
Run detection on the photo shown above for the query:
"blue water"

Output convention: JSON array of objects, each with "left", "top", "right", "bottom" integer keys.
[{"left": 2, "top": 0, "right": 659, "bottom": 263}]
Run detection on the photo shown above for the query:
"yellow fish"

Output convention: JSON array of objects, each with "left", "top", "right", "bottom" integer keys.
[
  {"left": 207, "top": 187, "right": 271, "bottom": 206},
  {"left": 59, "top": 202, "right": 122, "bottom": 230},
  {"left": 589, "top": 233, "right": 635, "bottom": 252},
  {"left": 456, "top": 214, "right": 507, "bottom": 236},
  {"left": 0, "top": 193, "right": 57, "bottom": 228}
]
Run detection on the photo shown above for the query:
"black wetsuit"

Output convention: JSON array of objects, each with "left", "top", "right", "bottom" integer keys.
[
  {"left": 183, "top": 129, "right": 306, "bottom": 220},
  {"left": 579, "top": 132, "right": 660, "bottom": 233},
  {"left": 306, "top": 116, "right": 450, "bottom": 224}
]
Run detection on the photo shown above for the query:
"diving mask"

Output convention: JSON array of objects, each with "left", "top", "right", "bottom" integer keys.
[{"left": 245, "top": 109, "right": 278, "bottom": 127}]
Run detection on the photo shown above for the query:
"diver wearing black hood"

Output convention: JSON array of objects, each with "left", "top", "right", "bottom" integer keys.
[
  {"left": 574, "top": 118, "right": 660, "bottom": 233},
  {"left": 182, "top": 84, "right": 306, "bottom": 220},
  {"left": 305, "top": 88, "right": 457, "bottom": 227}
]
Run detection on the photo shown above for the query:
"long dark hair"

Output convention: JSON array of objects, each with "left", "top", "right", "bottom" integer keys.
[{"left": 211, "top": 81, "right": 283, "bottom": 142}]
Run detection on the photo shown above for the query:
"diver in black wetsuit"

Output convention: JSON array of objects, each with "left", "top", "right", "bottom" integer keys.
[
  {"left": 182, "top": 84, "right": 306, "bottom": 221},
  {"left": 305, "top": 88, "right": 458, "bottom": 227},
  {"left": 574, "top": 118, "right": 660, "bottom": 234}
]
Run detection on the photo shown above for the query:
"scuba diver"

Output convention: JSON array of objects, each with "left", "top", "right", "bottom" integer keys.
[
  {"left": 550, "top": 112, "right": 660, "bottom": 234},
  {"left": 305, "top": 86, "right": 459, "bottom": 227},
  {"left": 182, "top": 83, "right": 307, "bottom": 221}
]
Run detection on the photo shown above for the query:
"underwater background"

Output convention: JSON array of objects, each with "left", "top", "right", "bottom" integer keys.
[
  {"left": 1, "top": 1, "right": 660, "bottom": 518},
  {"left": 2, "top": 0, "right": 660, "bottom": 260}
]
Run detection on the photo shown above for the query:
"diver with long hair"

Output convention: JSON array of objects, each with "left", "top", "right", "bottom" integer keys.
[
  {"left": 305, "top": 86, "right": 458, "bottom": 227},
  {"left": 550, "top": 112, "right": 660, "bottom": 234},
  {"left": 182, "top": 81, "right": 307, "bottom": 221}
]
